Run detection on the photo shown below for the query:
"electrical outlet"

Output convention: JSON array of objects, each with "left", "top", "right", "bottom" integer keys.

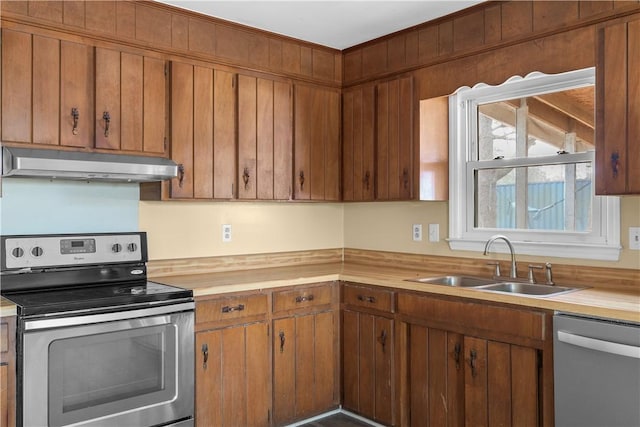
[
  {"left": 629, "top": 227, "right": 640, "bottom": 250},
  {"left": 412, "top": 224, "right": 422, "bottom": 241},
  {"left": 428, "top": 224, "right": 440, "bottom": 242},
  {"left": 222, "top": 224, "right": 232, "bottom": 242}
]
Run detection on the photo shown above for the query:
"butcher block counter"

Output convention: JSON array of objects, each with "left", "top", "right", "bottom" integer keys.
[{"left": 151, "top": 258, "right": 640, "bottom": 323}]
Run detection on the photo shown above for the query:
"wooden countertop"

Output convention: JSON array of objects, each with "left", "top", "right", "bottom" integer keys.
[
  {"left": 154, "top": 262, "right": 640, "bottom": 323},
  {"left": 2, "top": 262, "right": 636, "bottom": 322}
]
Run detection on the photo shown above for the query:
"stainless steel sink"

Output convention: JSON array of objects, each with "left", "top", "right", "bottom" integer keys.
[
  {"left": 406, "top": 275, "right": 497, "bottom": 287},
  {"left": 475, "top": 282, "right": 579, "bottom": 297}
]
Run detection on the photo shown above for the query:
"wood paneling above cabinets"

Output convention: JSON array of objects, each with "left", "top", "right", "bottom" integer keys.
[{"left": 343, "top": 0, "right": 640, "bottom": 85}]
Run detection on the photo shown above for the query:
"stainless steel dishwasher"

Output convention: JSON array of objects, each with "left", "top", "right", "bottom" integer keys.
[{"left": 554, "top": 313, "right": 640, "bottom": 427}]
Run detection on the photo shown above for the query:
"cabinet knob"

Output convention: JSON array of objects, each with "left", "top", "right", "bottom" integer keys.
[
  {"left": 295, "top": 294, "right": 314, "bottom": 303},
  {"left": 454, "top": 342, "right": 461, "bottom": 370},
  {"left": 202, "top": 343, "right": 209, "bottom": 370},
  {"left": 177, "top": 164, "right": 185, "bottom": 188},
  {"left": 611, "top": 151, "right": 620, "bottom": 178},
  {"left": 279, "top": 331, "right": 286, "bottom": 353},
  {"left": 469, "top": 349, "right": 478, "bottom": 377}
]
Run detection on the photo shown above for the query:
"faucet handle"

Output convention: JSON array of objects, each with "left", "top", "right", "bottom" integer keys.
[
  {"left": 486, "top": 262, "right": 501, "bottom": 277},
  {"left": 527, "top": 264, "right": 543, "bottom": 284},
  {"left": 544, "top": 263, "right": 555, "bottom": 286}
]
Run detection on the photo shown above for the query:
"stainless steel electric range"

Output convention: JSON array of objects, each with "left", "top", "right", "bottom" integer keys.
[{"left": 0, "top": 232, "right": 194, "bottom": 427}]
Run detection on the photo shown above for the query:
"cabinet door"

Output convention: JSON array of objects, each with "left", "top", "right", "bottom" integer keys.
[
  {"left": 294, "top": 85, "right": 341, "bottom": 201},
  {"left": 273, "top": 311, "right": 336, "bottom": 425},
  {"left": 342, "top": 311, "right": 394, "bottom": 425},
  {"left": 343, "top": 85, "right": 376, "bottom": 201},
  {"left": 407, "top": 324, "right": 463, "bottom": 427},
  {"left": 376, "top": 76, "right": 413, "bottom": 200},
  {"left": 463, "top": 336, "right": 539, "bottom": 427},
  {"left": 0, "top": 364, "right": 6, "bottom": 427},
  {"left": 195, "top": 322, "right": 270, "bottom": 427},
  {"left": 33, "top": 34, "right": 60, "bottom": 146},
  {"left": 213, "top": 70, "right": 237, "bottom": 199},
  {"left": 60, "top": 40, "right": 94, "bottom": 148},
  {"left": 1, "top": 29, "right": 32, "bottom": 143},
  {"left": 596, "top": 18, "right": 640, "bottom": 195},
  {"left": 169, "top": 61, "right": 195, "bottom": 198},
  {"left": 238, "top": 76, "right": 293, "bottom": 200},
  {"left": 95, "top": 48, "right": 121, "bottom": 150}
]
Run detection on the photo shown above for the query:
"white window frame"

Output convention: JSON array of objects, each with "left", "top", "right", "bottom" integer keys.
[{"left": 448, "top": 68, "right": 621, "bottom": 261}]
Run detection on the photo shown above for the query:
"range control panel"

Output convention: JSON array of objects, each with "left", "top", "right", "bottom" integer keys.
[{"left": 2, "top": 233, "right": 145, "bottom": 270}]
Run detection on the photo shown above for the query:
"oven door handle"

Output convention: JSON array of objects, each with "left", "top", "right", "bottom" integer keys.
[{"left": 24, "top": 301, "right": 195, "bottom": 331}]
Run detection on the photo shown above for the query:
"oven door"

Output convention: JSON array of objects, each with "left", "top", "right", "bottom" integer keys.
[{"left": 21, "top": 302, "right": 194, "bottom": 427}]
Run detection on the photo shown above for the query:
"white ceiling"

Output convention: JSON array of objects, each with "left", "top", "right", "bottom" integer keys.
[{"left": 155, "top": 1, "right": 485, "bottom": 50}]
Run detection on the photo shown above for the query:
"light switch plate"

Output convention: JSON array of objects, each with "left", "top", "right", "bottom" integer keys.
[
  {"left": 629, "top": 227, "right": 640, "bottom": 250},
  {"left": 428, "top": 224, "right": 439, "bottom": 242}
]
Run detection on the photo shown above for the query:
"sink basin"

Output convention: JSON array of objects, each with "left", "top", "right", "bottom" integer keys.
[
  {"left": 475, "top": 282, "right": 579, "bottom": 297},
  {"left": 406, "top": 275, "right": 497, "bottom": 287}
]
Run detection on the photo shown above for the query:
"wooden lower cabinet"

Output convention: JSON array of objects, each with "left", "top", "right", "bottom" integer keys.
[
  {"left": 342, "top": 310, "right": 394, "bottom": 426},
  {"left": 195, "top": 322, "right": 270, "bottom": 427},
  {"left": 406, "top": 325, "right": 539, "bottom": 427},
  {"left": 272, "top": 310, "right": 337, "bottom": 425},
  {"left": 398, "top": 291, "right": 552, "bottom": 427}
]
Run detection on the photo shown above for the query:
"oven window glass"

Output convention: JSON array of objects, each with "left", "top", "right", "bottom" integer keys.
[{"left": 48, "top": 323, "right": 177, "bottom": 426}]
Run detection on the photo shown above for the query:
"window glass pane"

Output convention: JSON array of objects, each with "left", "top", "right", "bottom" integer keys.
[
  {"left": 475, "top": 163, "right": 593, "bottom": 232},
  {"left": 477, "top": 86, "right": 594, "bottom": 160}
]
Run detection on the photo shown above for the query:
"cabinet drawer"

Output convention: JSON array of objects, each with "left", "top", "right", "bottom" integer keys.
[
  {"left": 272, "top": 283, "right": 333, "bottom": 313},
  {"left": 342, "top": 283, "right": 395, "bottom": 313},
  {"left": 196, "top": 293, "right": 268, "bottom": 325}
]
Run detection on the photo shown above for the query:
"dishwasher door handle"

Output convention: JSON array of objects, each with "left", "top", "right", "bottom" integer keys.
[{"left": 557, "top": 330, "right": 640, "bottom": 359}]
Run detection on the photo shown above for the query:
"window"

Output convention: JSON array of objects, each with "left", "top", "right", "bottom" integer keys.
[{"left": 448, "top": 68, "right": 620, "bottom": 261}]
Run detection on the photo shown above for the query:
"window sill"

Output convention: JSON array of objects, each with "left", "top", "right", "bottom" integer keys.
[{"left": 447, "top": 238, "right": 622, "bottom": 261}]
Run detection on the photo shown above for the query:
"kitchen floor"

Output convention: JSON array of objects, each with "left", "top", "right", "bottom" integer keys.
[{"left": 300, "top": 413, "right": 372, "bottom": 427}]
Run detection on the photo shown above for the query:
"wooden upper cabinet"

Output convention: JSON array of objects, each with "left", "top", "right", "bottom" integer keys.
[
  {"left": 238, "top": 75, "right": 293, "bottom": 200},
  {"left": 60, "top": 40, "right": 95, "bottom": 148},
  {"left": 294, "top": 84, "right": 341, "bottom": 201},
  {"left": 169, "top": 61, "right": 237, "bottom": 199},
  {"left": 342, "top": 85, "right": 376, "bottom": 201},
  {"left": 596, "top": 17, "right": 640, "bottom": 195},
  {"left": 97, "top": 50, "right": 167, "bottom": 154},
  {"left": 2, "top": 29, "right": 166, "bottom": 155},
  {"left": 2, "top": 29, "right": 33, "bottom": 143},
  {"left": 376, "top": 76, "right": 414, "bottom": 200}
]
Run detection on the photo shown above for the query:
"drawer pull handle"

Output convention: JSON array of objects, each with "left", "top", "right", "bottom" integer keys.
[
  {"left": 103, "top": 111, "right": 111, "bottom": 137},
  {"left": 454, "top": 342, "right": 461, "bottom": 370},
  {"left": 357, "top": 295, "right": 376, "bottom": 304},
  {"left": 279, "top": 331, "right": 286, "bottom": 353},
  {"left": 295, "top": 295, "right": 314, "bottom": 303},
  {"left": 222, "top": 304, "right": 245, "bottom": 313}
]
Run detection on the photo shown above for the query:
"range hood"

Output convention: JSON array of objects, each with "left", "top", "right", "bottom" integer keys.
[{"left": 1, "top": 146, "right": 178, "bottom": 182}]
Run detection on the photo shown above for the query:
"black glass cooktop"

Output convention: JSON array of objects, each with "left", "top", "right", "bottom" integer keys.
[{"left": 2, "top": 280, "right": 193, "bottom": 317}]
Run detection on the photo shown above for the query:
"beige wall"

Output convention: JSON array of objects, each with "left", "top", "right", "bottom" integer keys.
[
  {"left": 139, "top": 201, "right": 344, "bottom": 260},
  {"left": 343, "top": 197, "right": 640, "bottom": 270},
  {"left": 140, "top": 196, "right": 639, "bottom": 270}
]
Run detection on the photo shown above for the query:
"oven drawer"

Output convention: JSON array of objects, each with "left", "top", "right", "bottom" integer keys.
[
  {"left": 196, "top": 293, "right": 268, "bottom": 325},
  {"left": 272, "top": 283, "right": 333, "bottom": 313}
]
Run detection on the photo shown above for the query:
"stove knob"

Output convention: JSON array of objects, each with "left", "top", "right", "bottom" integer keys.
[
  {"left": 31, "top": 246, "right": 43, "bottom": 257},
  {"left": 112, "top": 243, "right": 122, "bottom": 253},
  {"left": 127, "top": 243, "right": 138, "bottom": 252},
  {"left": 12, "top": 247, "right": 24, "bottom": 258}
]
